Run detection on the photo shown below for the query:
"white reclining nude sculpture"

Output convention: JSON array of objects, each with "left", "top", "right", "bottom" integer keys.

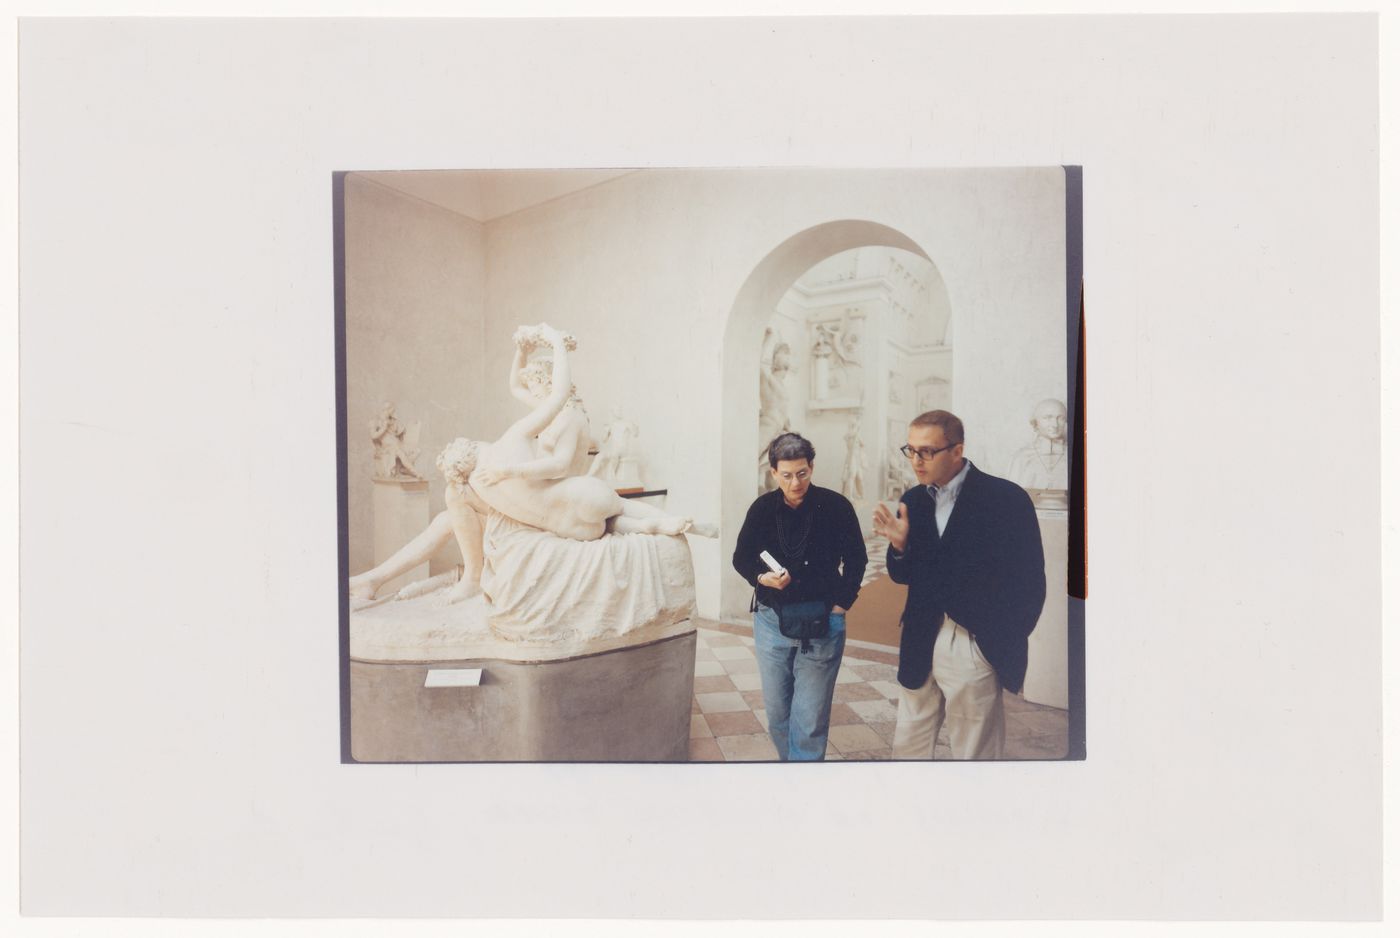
[{"left": 348, "top": 323, "right": 715, "bottom": 659}]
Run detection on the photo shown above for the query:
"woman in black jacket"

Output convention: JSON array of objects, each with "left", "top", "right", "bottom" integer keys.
[{"left": 733, "top": 432, "right": 867, "bottom": 760}]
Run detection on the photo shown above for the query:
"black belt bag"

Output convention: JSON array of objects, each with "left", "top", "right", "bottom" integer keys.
[{"left": 777, "top": 598, "right": 831, "bottom": 651}]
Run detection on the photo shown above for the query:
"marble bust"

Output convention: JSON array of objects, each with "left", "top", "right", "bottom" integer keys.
[{"left": 1007, "top": 398, "right": 1069, "bottom": 509}]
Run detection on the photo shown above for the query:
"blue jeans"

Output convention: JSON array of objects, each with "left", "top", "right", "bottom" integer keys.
[{"left": 752, "top": 603, "right": 847, "bottom": 761}]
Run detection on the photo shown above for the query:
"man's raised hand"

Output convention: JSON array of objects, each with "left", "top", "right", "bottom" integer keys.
[{"left": 873, "top": 501, "right": 910, "bottom": 553}]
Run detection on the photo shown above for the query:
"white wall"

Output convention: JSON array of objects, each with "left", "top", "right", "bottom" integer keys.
[{"left": 344, "top": 175, "right": 485, "bottom": 576}]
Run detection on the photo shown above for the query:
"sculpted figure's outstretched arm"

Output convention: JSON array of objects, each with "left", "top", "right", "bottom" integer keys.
[
  {"left": 477, "top": 327, "right": 579, "bottom": 485},
  {"left": 507, "top": 341, "right": 535, "bottom": 407},
  {"left": 516, "top": 326, "right": 573, "bottom": 434}
]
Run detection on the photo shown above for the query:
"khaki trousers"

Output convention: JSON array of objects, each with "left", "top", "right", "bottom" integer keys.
[{"left": 891, "top": 617, "right": 1005, "bottom": 760}]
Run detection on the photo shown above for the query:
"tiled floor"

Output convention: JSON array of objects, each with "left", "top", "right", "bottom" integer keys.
[{"left": 688, "top": 621, "right": 1070, "bottom": 762}]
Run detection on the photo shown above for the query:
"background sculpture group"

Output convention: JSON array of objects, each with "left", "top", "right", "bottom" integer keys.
[
  {"left": 757, "top": 326, "right": 792, "bottom": 493},
  {"left": 588, "top": 408, "right": 643, "bottom": 489},
  {"left": 369, "top": 402, "right": 424, "bottom": 481}
]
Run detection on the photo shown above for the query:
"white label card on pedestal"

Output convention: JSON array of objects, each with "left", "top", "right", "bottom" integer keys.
[{"left": 423, "top": 668, "right": 484, "bottom": 688}]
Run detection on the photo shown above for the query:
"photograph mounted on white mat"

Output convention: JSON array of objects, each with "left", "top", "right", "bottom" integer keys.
[{"left": 336, "top": 166, "right": 1082, "bottom": 764}]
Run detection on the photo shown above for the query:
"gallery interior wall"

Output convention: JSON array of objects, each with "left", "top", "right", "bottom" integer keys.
[
  {"left": 345, "top": 166, "right": 1071, "bottom": 704},
  {"left": 344, "top": 174, "right": 486, "bottom": 576}
]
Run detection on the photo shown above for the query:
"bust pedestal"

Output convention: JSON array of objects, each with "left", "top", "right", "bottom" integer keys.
[
  {"left": 372, "top": 477, "right": 430, "bottom": 595},
  {"left": 614, "top": 456, "right": 643, "bottom": 489},
  {"left": 1022, "top": 511, "right": 1069, "bottom": 709}
]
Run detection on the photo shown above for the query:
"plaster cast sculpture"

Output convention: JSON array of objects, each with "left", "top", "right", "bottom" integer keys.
[
  {"left": 588, "top": 408, "right": 643, "bottom": 488},
  {"left": 1007, "top": 397, "right": 1070, "bottom": 509},
  {"left": 841, "top": 415, "right": 867, "bottom": 502},
  {"left": 810, "top": 322, "right": 836, "bottom": 401},
  {"left": 812, "top": 316, "right": 862, "bottom": 400},
  {"left": 350, "top": 325, "right": 713, "bottom": 608},
  {"left": 350, "top": 324, "right": 712, "bottom": 656},
  {"left": 757, "top": 326, "right": 793, "bottom": 493},
  {"left": 826, "top": 312, "right": 864, "bottom": 397},
  {"left": 470, "top": 325, "right": 710, "bottom": 540},
  {"left": 369, "top": 402, "right": 426, "bottom": 480},
  {"left": 838, "top": 318, "right": 861, "bottom": 361},
  {"left": 467, "top": 325, "right": 715, "bottom": 641},
  {"left": 513, "top": 322, "right": 578, "bottom": 354}
]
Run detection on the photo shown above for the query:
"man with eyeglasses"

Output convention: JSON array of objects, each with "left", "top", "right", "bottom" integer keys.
[{"left": 872, "top": 410, "right": 1046, "bottom": 759}]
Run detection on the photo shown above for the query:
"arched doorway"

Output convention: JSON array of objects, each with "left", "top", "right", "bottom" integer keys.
[{"left": 718, "top": 220, "right": 951, "bottom": 625}]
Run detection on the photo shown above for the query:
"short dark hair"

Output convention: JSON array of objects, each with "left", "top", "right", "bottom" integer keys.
[
  {"left": 767, "top": 432, "right": 816, "bottom": 468},
  {"left": 909, "top": 410, "right": 965, "bottom": 445}
]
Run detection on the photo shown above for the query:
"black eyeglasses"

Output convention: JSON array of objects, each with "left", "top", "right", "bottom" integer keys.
[{"left": 900, "top": 443, "right": 958, "bottom": 462}]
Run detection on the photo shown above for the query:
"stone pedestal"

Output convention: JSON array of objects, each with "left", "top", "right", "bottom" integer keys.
[
  {"left": 372, "top": 477, "right": 430, "bottom": 594},
  {"left": 1022, "top": 511, "right": 1069, "bottom": 709},
  {"left": 614, "top": 456, "right": 643, "bottom": 489},
  {"left": 350, "top": 631, "right": 696, "bottom": 762},
  {"left": 349, "top": 521, "right": 698, "bottom": 762}
]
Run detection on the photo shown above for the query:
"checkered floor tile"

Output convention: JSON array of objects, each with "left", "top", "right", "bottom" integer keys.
[{"left": 688, "top": 622, "right": 1070, "bottom": 762}]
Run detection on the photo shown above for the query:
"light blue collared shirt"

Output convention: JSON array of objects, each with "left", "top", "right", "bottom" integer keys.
[{"left": 927, "top": 459, "right": 971, "bottom": 536}]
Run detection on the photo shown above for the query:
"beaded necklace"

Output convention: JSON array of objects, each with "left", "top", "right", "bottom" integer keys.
[{"left": 774, "top": 496, "right": 814, "bottom": 560}]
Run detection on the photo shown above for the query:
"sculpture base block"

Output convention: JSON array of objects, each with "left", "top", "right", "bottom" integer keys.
[
  {"left": 1022, "top": 512, "right": 1069, "bottom": 709},
  {"left": 349, "top": 630, "right": 696, "bottom": 762}
]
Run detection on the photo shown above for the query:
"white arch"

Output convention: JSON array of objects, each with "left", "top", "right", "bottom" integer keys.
[{"left": 717, "top": 220, "right": 950, "bottom": 621}]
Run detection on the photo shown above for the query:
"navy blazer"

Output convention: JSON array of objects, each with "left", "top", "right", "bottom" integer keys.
[{"left": 885, "top": 462, "right": 1047, "bottom": 693}]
